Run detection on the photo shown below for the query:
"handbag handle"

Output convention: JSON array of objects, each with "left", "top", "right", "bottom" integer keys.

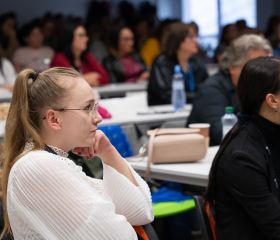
[{"left": 145, "top": 128, "right": 160, "bottom": 182}]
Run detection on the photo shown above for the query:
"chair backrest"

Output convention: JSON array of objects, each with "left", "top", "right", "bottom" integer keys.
[
  {"left": 194, "top": 195, "right": 214, "bottom": 240},
  {"left": 141, "top": 223, "right": 159, "bottom": 240}
]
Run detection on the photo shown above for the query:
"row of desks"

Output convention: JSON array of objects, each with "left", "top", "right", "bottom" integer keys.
[{"left": 0, "top": 85, "right": 216, "bottom": 187}]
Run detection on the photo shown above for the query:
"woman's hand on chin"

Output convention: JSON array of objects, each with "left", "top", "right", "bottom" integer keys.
[{"left": 72, "top": 130, "right": 113, "bottom": 160}]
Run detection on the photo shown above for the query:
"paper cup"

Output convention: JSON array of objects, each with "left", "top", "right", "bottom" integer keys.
[{"left": 189, "top": 123, "right": 210, "bottom": 148}]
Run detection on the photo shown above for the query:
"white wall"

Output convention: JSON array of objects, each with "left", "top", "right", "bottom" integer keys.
[
  {"left": 0, "top": 0, "right": 91, "bottom": 26},
  {"left": 0, "top": 0, "right": 279, "bottom": 30}
]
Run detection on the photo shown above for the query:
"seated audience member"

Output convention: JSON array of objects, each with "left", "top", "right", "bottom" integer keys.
[
  {"left": 40, "top": 16, "right": 56, "bottom": 50},
  {"left": 133, "top": 17, "right": 152, "bottom": 52},
  {"left": 271, "top": 24, "right": 280, "bottom": 57},
  {"left": 0, "top": 12, "right": 19, "bottom": 61},
  {"left": 0, "top": 56, "right": 16, "bottom": 90},
  {"left": 103, "top": 26, "right": 149, "bottom": 83},
  {"left": 51, "top": 24, "right": 109, "bottom": 86},
  {"left": 187, "top": 34, "right": 272, "bottom": 146},
  {"left": 204, "top": 56, "right": 280, "bottom": 239},
  {"left": 140, "top": 19, "right": 174, "bottom": 67},
  {"left": 214, "top": 24, "right": 239, "bottom": 63},
  {"left": 1, "top": 67, "right": 154, "bottom": 239},
  {"left": 87, "top": 24, "right": 109, "bottom": 64},
  {"left": 13, "top": 20, "right": 54, "bottom": 72},
  {"left": 147, "top": 22, "right": 208, "bottom": 106}
]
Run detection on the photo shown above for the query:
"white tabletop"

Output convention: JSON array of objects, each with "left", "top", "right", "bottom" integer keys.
[
  {"left": 99, "top": 92, "right": 191, "bottom": 126},
  {"left": 94, "top": 82, "right": 147, "bottom": 98},
  {"left": 0, "top": 89, "right": 13, "bottom": 103},
  {"left": 127, "top": 146, "right": 219, "bottom": 187}
]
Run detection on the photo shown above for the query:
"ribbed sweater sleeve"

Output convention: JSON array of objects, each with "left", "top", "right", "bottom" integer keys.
[
  {"left": 102, "top": 159, "right": 154, "bottom": 225},
  {"left": 7, "top": 151, "right": 153, "bottom": 240}
]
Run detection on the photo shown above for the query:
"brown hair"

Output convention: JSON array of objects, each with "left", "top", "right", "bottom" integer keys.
[
  {"left": 161, "top": 22, "right": 193, "bottom": 56},
  {"left": 1, "top": 67, "right": 82, "bottom": 238}
]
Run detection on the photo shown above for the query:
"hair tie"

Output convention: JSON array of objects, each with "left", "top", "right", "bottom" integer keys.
[
  {"left": 237, "top": 112, "right": 249, "bottom": 124},
  {"left": 33, "top": 72, "right": 39, "bottom": 81}
]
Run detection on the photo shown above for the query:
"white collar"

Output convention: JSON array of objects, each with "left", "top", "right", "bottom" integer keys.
[{"left": 24, "top": 142, "right": 69, "bottom": 158}]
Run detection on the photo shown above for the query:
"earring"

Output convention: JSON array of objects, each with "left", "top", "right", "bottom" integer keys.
[
  {"left": 57, "top": 126, "right": 61, "bottom": 130},
  {"left": 275, "top": 106, "right": 278, "bottom": 113}
]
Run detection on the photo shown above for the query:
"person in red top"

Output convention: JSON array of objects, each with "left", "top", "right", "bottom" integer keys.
[{"left": 51, "top": 24, "right": 109, "bottom": 86}]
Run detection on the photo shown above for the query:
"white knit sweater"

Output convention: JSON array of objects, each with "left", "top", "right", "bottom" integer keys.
[{"left": 7, "top": 148, "right": 154, "bottom": 240}]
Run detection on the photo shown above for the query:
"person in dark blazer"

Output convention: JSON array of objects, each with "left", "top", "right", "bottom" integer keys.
[
  {"left": 103, "top": 25, "right": 149, "bottom": 83},
  {"left": 187, "top": 34, "right": 272, "bottom": 146},
  {"left": 204, "top": 56, "right": 280, "bottom": 240},
  {"left": 147, "top": 22, "right": 208, "bottom": 106}
]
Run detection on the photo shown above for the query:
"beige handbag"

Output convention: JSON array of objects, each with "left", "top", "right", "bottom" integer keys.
[{"left": 145, "top": 128, "right": 207, "bottom": 181}]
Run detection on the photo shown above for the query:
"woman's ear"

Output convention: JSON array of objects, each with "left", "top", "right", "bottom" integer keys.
[
  {"left": 45, "top": 110, "right": 61, "bottom": 131},
  {"left": 266, "top": 93, "right": 278, "bottom": 110}
]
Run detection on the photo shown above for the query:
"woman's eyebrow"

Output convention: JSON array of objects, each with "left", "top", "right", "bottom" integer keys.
[{"left": 84, "top": 99, "right": 95, "bottom": 104}]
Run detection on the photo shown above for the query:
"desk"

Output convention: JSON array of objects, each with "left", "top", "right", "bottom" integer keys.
[
  {"left": 0, "top": 89, "right": 13, "bottom": 103},
  {"left": 94, "top": 82, "right": 147, "bottom": 98},
  {"left": 128, "top": 146, "right": 219, "bottom": 187},
  {"left": 99, "top": 92, "right": 191, "bottom": 126}
]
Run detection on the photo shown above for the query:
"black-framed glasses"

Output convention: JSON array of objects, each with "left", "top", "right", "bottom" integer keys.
[{"left": 42, "top": 103, "right": 99, "bottom": 120}]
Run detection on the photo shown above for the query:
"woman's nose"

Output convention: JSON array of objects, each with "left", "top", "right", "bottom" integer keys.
[{"left": 93, "top": 111, "right": 102, "bottom": 124}]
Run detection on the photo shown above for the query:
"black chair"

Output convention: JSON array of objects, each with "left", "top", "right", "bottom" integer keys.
[
  {"left": 193, "top": 195, "right": 214, "bottom": 240},
  {"left": 141, "top": 223, "right": 159, "bottom": 240}
]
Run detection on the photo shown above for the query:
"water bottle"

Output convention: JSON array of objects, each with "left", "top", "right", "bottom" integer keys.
[
  {"left": 221, "top": 106, "right": 238, "bottom": 139},
  {"left": 171, "top": 65, "right": 186, "bottom": 112}
]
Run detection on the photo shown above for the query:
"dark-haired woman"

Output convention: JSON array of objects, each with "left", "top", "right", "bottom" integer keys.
[
  {"left": 12, "top": 21, "right": 54, "bottom": 73},
  {"left": 0, "top": 12, "right": 19, "bottom": 61},
  {"left": 50, "top": 24, "right": 109, "bottom": 86},
  {"left": 147, "top": 22, "right": 208, "bottom": 106},
  {"left": 103, "top": 26, "right": 149, "bottom": 83},
  {"left": 204, "top": 56, "right": 280, "bottom": 239}
]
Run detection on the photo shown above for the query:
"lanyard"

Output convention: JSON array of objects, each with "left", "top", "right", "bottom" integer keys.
[
  {"left": 256, "top": 128, "right": 279, "bottom": 190},
  {"left": 181, "top": 60, "right": 195, "bottom": 92}
]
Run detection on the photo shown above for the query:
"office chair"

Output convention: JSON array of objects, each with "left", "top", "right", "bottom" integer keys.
[
  {"left": 152, "top": 199, "right": 195, "bottom": 218},
  {"left": 193, "top": 195, "right": 214, "bottom": 240}
]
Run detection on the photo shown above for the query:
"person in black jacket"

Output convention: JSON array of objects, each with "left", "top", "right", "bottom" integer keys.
[
  {"left": 103, "top": 25, "right": 149, "bottom": 83},
  {"left": 204, "top": 56, "right": 280, "bottom": 240},
  {"left": 147, "top": 22, "right": 208, "bottom": 106},
  {"left": 187, "top": 34, "right": 272, "bottom": 146}
]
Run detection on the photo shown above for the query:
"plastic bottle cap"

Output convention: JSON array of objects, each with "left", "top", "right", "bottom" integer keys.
[
  {"left": 174, "top": 64, "right": 181, "bottom": 74},
  {"left": 225, "top": 106, "right": 234, "bottom": 113}
]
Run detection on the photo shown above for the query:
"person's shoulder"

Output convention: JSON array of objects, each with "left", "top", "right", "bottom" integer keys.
[
  {"left": 201, "top": 71, "right": 230, "bottom": 88},
  {"left": 145, "top": 37, "right": 160, "bottom": 46},
  {"left": 10, "top": 151, "right": 67, "bottom": 180},
  {"left": 1, "top": 57, "right": 12, "bottom": 66},
  {"left": 14, "top": 150, "right": 58, "bottom": 167},
  {"left": 13, "top": 47, "right": 28, "bottom": 56},
  {"left": 53, "top": 52, "right": 66, "bottom": 59},
  {"left": 223, "top": 123, "right": 266, "bottom": 166},
  {"left": 103, "top": 53, "right": 117, "bottom": 65},
  {"left": 41, "top": 46, "right": 55, "bottom": 54},
  {"left": 51, "top": 53, "right": 69, "bottom": 65},
  {"left": 153, "top": 54, "right": 172, "bottom": 65}
]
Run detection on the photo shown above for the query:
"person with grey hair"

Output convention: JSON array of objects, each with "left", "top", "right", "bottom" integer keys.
[{"left": 187, "top": 34, "right": 272, "bottom": 146}]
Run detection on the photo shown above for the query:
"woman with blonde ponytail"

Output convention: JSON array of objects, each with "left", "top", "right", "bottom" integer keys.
[{"left": 1, "top": 67, "right": 153, "bottom": 239}]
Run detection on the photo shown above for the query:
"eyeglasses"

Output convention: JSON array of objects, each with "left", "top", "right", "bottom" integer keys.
[
  {"left": 74, "top": 33, "right": 88, "bottom": 38},
  {"left": 120, "top": 37, "right": 134, "bottom": 42},
  {"left": 42, "top": 103, "right": 99, "bottom": 120},
  {"left": 186, "top": 34, "right": 198, "bottom": 40}
]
